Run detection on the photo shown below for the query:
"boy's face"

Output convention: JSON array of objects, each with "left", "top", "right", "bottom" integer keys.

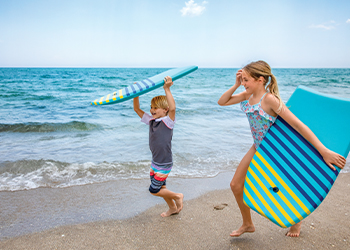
[{"left": 150, "top": 106, "right": 168, "bottom": 119}]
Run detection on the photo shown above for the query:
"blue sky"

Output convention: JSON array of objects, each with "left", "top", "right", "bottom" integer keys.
[{"left": 0, "top": 0, "right": 349, "bottom": 68}]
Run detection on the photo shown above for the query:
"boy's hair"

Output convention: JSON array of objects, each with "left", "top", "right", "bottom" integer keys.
[
  {"left": 151, "top": 95, "right": 169, "bottom": 114},
  {"left": 243, "top": 60, "right": 283, "bottom": 113}
]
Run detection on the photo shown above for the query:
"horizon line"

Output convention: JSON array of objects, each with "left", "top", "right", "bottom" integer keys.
[{"left": 1, "top": 66, "right": 350, "bottom": 69}]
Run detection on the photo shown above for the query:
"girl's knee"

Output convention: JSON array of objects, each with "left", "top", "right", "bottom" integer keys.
[{"left": 230, "top": 180, "right": 243, "bottom": 194}]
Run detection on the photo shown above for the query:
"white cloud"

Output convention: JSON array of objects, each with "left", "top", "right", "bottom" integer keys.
[
  {"left": 346, "top": 19, "right": 350, "bottom": 23},
  {"left": 181, "top": 0, "right": 207, "bottom": 17},
  {"left": 309, "top": 24, "right": 335, "bottom": 30}
]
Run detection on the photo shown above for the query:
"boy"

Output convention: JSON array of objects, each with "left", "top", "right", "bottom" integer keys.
[{"left": 133, "top": 76, "right": 184, "bottom": 217}]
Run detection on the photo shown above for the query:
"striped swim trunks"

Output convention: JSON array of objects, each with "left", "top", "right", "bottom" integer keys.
[{"left": 149, "top": 162, "right": 173, "bottom": 193}]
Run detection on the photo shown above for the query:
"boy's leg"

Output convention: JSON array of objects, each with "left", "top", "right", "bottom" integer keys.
[
  {"left": 230, "top": 145, "right": 256, "bottom": 237},
  {"left": 152, "top": 186, "right": 184, "bottom": 217}
]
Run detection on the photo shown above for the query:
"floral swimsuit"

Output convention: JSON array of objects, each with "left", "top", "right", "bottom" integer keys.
[{"left": 240, "top": 93, "right": 277, "bottom": 149}]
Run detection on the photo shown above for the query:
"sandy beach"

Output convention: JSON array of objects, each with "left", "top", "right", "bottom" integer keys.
[{"left": 1, "top": 173, "right": 349, "bottom": 249}]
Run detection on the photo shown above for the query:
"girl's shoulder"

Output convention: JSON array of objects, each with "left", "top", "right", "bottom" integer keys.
[
  {"left": 241, "top": 91, "right": 251, "bottom": 102},
  {"left": 261, "top": 92, "right": 282, "bottom": 116},
  {"left": 263, "top": 92, "right": 280, "bottom": 105}
]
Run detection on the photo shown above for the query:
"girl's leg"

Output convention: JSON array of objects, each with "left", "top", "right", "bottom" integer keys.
[
  {"left": 230, "top": 145, "right": 256, "bottom": 237},
  {"left": 152, "top": 186, "right": 184, "bottom": 217},
  {"left": 286, "top": 221, "right": 302, "bottom": 237}
]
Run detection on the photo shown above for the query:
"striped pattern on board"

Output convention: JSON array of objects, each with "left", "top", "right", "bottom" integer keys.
[
  {"left": 243, "top": 116, "right": 339, "bottom": 228},
  {"left": 92, "top": 79, "right": 155, "bottom": 105},
  {"left": 90, "top": 65, "right": 198, "bottom": 106}
]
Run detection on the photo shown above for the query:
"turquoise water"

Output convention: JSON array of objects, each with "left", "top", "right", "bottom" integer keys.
[{"left": 1, "top": 68, "right": 349, "bottom": 191}]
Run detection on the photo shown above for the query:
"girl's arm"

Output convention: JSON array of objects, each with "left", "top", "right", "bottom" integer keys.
[
  {"left": 164, "top": 76, "right": 175, "bottom": 121},
  {"left": 133, "top": 96, "right": 145, "bottom": 118},
  {"left": 218, "top": 69, "right": 249, "bottom": 106},
  {"left": 266, "top": 95, "right": 346, "bottom": 170}
]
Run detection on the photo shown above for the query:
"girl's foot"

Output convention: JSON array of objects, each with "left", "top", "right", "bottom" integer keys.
[
  {"left": 230, "top": 224, "right": 255, "bottom": 237},
  {"left": 285, "top": 222, "right": 302, "bottom": 237},
  {"left": 175, "top": 193, "right": 184, "bottom": 213},
  {"left": 161, "top": 207, "right": 178, "bottom": 217}
]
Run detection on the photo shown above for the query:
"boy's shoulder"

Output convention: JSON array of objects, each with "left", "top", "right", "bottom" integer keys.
[
  {"left": 158, "top": 116, "right": 175, "bottom": 129},
  {"left": 141, "top": 113, "right": 153, "bottom": 125},
  {"left": 141, "top": 114, "right": 175, "bottom": 129}
]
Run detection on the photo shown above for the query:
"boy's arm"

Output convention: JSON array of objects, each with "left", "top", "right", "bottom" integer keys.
[
  {"left": 133, "top": 96, "right": 145, "bottom": 118},
  {"left": 164, "top": 76, "right": 175, "bottom": 121}
]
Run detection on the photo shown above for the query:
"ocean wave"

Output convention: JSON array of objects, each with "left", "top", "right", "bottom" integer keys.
[
  {"left": 0, "top": 121, "right": 101, "bottom": 133},
  {"left": 100, "top": 76, "right": 126, "bottom": 81},
  {"left": 0, "top": 159, "right": 150, "bottom": 191},
  {"left": 40, "top": 74, "right": 58, "bottom": 79},
  {"left": 0, "top": 158, "right": 237, "bottom": 191}
]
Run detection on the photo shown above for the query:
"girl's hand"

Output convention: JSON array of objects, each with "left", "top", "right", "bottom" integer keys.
[
  {"left": 322, "top": 149, "right": 346, "bottom": 171},
  {"left": 235, "top": 69, "right": 243, "bottom": 87},
  {"left": 163, "top": 76, "right": 173, "bottom": 88}
]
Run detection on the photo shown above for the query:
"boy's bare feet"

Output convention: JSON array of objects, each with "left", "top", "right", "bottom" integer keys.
[
  {"left": 161, "top": 207, "right": 179, "bottom": 217},
  {"left": 230, "top": 224, "right": 255, "bottom": 237},
  {"left": 285, "top": 221, "right": 302, "bottom": 237},
  {"left": 175, "top": 193, "right": 184, "bottom": 213},
  {"left": 160, "top": 193, "right": 183, "bottom": 217}
]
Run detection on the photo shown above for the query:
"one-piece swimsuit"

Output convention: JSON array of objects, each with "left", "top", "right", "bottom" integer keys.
[{"left": 240, "top": 92, "right": 277, "bottom": 149}]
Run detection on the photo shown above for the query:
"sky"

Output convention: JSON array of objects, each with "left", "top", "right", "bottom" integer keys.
[{"left": 0, "top": 0, "right": 349, "bottom": 68}]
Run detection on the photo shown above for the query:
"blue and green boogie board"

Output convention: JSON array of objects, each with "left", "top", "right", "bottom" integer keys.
[
  {"left": 243, "top": 85, "right": 350, "bottom": 228},
  {"left": 91, "top": 66, "right": 198, "bottom": 105}
]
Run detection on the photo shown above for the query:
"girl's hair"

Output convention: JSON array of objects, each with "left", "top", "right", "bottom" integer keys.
[
  {"left": 151, "top": 95, "right": 169, "bottom": 114},
  {"left": 243, "top": 60, "right": 283, "bottom": 113}
]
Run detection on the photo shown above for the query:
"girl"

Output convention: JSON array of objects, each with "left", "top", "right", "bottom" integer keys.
[{"left": 218, "top": 60, "right": 346, "bottom": 237}]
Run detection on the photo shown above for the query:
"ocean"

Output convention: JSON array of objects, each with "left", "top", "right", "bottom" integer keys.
[{"left": 1, "top": 67, "right": 350, "bottom": 192}]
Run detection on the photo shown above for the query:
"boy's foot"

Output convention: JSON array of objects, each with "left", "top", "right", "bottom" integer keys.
[
  {"left": 230, "top": 225, "right": 255, "bottom": 237},
  {"left": 161, "top": 207, "right": 178, "bottom": 217},
  {"left": 175, "top": 193, "right": 184, "bottom": 213},
  {"left": 285, "top": 221, "right": 302, "bottom": 237}
]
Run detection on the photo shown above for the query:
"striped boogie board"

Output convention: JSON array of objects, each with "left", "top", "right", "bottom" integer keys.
[
  {"left": 243, "top": 86, "right": 350, "bottom": 228},
  {"left": 91, "top": 66, "right": 198, "bottom": 105}
]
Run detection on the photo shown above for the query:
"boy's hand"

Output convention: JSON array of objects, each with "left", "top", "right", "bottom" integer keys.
[{"left": 163, "top": 76, "right": 173, "bottom": 89}]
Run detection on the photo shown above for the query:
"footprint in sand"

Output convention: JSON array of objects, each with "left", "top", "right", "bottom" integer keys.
[{"left": 214, "top": 203, "right": 228, "bottom": 210}]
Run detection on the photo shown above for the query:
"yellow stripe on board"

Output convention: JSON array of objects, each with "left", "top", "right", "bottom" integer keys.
[
  {"left": 99, "top": 97, "right": 104, "bottom": 105},
  {"left": 248, "top": 168, "right": 295, "bottom": 226},
  {"left": 256, "top": 151, "right": 311, "bottom": 215},
  {"left": 94, "top": 99, "right": 98, "bottom": 105},
  {"left": 243, "top": 188, "right": 268, "bottom": 219},
  {"left": 105, "top": 94, "right": 110, "bottom": 103},
  {"left": 112, "top": 92, "right": 117, "bottom": 101},
  {"left": 119, "top": 89, "right": 123, "bottom": 99},
  {"left": 245, "top": 177, "right": 287, "bottom": 228},
  {"left": 251, "top": 159, "right": 303, "bottom": 221}
]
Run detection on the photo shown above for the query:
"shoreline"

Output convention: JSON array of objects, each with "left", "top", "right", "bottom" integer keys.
[
  {"left": 0, "top": 171, "right": 235, "bottom": 240},
  {"left": 1, "top": 173, "right": 349, "bottom": 249}
]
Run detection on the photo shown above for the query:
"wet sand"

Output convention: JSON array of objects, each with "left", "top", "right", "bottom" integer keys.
[{"left": 1, "top": 173, "right": 349, "bottom": 249}]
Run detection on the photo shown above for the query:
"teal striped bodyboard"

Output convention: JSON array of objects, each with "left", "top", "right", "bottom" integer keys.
[
  {"left": 91, "top": 66, "right": 198, "bottom": 105},
  {"left": 243, "top": 85, "right": 350, "bottom": 228}
]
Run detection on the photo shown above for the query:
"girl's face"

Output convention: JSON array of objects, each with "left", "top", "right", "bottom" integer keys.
[
  {"left": 241, "top": 70, "right": 261, "bottom": 94},
  {"left": 150, "top": 105, "right": 168, "bottom": 119}
]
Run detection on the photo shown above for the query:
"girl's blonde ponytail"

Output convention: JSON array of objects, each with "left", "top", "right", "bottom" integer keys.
[{"left": 266, "top": 74, "right": 283, "bottom": 113}]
